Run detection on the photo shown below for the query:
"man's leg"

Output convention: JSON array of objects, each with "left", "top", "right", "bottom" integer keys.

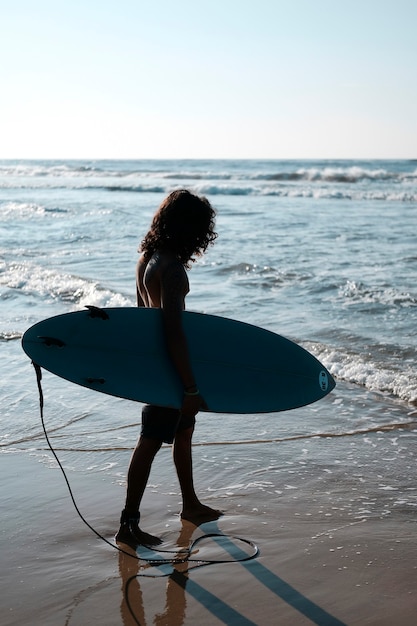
[
  {"left": 173, "top": 426, "right": 222, "bottom": 522},
  {"left": 116, "top": 436, "right": 162, "bottom": 546},
  {"left": 125, "top": 436, "right": 162, "bottom": 511}
]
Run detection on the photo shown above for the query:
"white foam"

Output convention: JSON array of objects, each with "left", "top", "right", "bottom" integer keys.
[
  {"left": 1, "top": 201, "right": 47, "bottom": 218},
  {"left": 339, "top": 280, "right": 417, "bottom": 307},
  {"left": 0, "top": 260, "right": 133, "bottom": 308},
  {"left": 305, "top": 341, "right": 417, "bottom": 405}
]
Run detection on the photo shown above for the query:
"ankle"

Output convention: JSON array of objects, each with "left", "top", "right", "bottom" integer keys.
[{"left": 120, "top": 509, "right": 140, "bottom": 525}]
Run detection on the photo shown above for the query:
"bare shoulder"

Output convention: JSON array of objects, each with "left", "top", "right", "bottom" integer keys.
[
  {"left": 138, "top": 251, "right": 189, "bottom": 310},
  {"left": 158, "top": 254, "right": 189, "bottom": 310}
]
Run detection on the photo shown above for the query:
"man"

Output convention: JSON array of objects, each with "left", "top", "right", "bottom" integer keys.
[{"left": 116, "top": 190, "right": 221, "bottom": 547}]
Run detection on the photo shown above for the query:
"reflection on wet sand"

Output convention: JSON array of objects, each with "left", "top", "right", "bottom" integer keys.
[
  {"left": 118, "top": 517, "right": 347, "bottom": 626},
  {"left": 118, "top": 521, "right": 195, "bottom": 626}
]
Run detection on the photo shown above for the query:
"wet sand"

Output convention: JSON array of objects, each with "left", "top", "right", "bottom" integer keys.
[{"left": 1, "top": 444, "right": 416, "bottom": 626}]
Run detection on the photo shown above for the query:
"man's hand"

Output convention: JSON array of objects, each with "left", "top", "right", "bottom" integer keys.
[{"left": 181, "top": 391, "right": 207, "bottom": 417}]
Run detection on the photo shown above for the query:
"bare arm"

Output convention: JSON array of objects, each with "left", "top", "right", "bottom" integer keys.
[
  {"left": 136, "top": 286, "right": 146, "bottom": 307},
  {"left": 160, "top": 263, "right": 202, "bottom": 415},
  {"left": 160, "top": 263, "right": 195, "bottom": 388},
  {"left": 136, "top": 258, "right": 147, "bottom": 307}
]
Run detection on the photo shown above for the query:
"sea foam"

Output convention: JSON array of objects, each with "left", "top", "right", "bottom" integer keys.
[{"left": 0, "top": 260, "right": 133, "bottom": 309}]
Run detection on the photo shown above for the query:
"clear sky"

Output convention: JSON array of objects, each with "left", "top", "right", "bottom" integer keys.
[{"left": 1, "top": 0, "right": 416, "bottom": 159}]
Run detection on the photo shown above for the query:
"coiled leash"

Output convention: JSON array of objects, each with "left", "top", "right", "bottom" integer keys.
[
  {"left": 32, "top": 361, "right": 259, "bottom": 566},
  {"left": 33, "top": 362, "right": 259, "bottom": 625}
]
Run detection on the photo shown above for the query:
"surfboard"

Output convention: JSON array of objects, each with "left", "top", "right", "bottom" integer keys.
[{"left": 21, "top": 306, "right": 335, "bottom": 414}]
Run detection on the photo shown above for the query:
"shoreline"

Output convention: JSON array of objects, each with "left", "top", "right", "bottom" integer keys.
[{"left": 1, "top": 444, "right": 416, "bottom": 625}]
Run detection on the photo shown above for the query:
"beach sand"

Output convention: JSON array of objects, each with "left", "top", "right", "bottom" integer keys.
[{"left": 1, "top": 439, "right": 416, "bottom": 626}]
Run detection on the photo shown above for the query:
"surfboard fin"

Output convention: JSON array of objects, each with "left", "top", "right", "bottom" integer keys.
[{"left": 85, "top": 305, "right": 109, "bottom": 320}]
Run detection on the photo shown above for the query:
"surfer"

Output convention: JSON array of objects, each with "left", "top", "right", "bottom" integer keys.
[{"left": 116, "top": 190, "right": 221, "bottom": 547}]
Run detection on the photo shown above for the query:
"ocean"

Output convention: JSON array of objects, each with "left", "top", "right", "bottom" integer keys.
[{"left": 1, "top": 159, "right": 417, "bottom": 624}]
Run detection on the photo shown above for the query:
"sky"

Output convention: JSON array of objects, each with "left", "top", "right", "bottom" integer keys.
[{"left": 1, "top": 0, "right": 416, "bottom": 159}]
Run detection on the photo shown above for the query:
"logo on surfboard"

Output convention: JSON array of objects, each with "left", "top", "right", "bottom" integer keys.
[{"left": 319, "top": 370, "right": 329, "bottom": 391}]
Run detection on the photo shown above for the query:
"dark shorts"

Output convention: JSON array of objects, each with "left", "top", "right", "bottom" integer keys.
[{"left": 141, "top": 405, "right": 196, "bottom": 444}]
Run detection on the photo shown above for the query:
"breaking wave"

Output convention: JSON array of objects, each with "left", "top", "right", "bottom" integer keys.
[
  {"left": 338, "top": 280, "right": 417, "bottom": 308},
  {"left": 304, "top": 340, "right": 417, "bottom": 406},
  {"left": 1, "top": 160, "right": 416, "bottom": 202},
  {"left": 0, "top": 260, "right": 133, "bottom": 309}
]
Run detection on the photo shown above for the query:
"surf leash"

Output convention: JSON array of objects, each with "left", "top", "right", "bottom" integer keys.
[{"left": 32, "top": 361, "right": 259, "bottom": 566}]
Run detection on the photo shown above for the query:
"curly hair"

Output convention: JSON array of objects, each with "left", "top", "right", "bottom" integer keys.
[{"left": 140, "top": 190, "right": 217, "bottom": 267}]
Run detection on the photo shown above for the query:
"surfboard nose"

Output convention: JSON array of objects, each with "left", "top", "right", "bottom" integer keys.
[{"left": 319, "top": 369, "right": 336, "bottom": 393}]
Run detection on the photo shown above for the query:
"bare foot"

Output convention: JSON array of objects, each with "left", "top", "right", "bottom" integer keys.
[{"left": 181, "top": 503, "right": 223, "bottom": 524}]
